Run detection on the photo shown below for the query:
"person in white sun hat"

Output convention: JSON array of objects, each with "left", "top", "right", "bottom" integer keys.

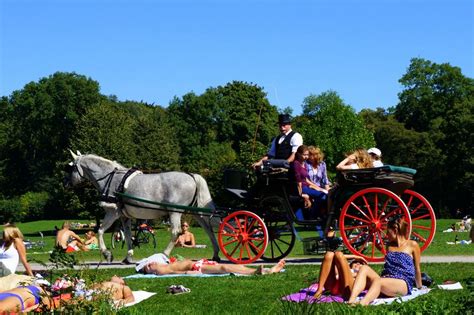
[{"left": 368, "top": 148, "right": 383, "bottom": 167}]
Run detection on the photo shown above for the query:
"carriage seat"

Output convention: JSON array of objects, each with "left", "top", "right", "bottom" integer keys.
[{"left": 335, "top": 165, "right": 417, "bottom": 197}]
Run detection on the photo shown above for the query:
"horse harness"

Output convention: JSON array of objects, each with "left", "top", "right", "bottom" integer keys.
[{"left": 72, "top": 159, "right": 200, "bottom": 212}]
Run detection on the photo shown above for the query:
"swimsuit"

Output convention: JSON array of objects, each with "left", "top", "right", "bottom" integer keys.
[
  {"left": 0, "top": 292, "right": 24, "bottom": 310},
  {"left": 381, "top": 251, "right": 415, "bottom": 294},
  {"left": 184, "top": 241, "right": 193, "bottom": 246},
  {"left": 191, "top": 259, "right": 218, "bottom": 272},
  {"left": 0, "top": 286, "right": 41, "bottom": 311}
]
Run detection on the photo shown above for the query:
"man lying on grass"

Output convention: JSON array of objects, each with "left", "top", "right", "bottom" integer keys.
[{"left": 140, "top": 258, "right": 286, "bottom": 275}]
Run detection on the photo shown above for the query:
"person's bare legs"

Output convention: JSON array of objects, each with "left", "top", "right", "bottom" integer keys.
[
  {"left": 379, "top": 278, "right": 408, "bottom": 298},
  {"left": 347, "top": 265, "right": 381, "bottom": 305},
  {"left": 201, "top": 260, "right": 285, "bottom": 275},
  {"left": 332, "top": 251, "right": 355, "bottom": 299},
  {"left": 313, "top": 251, "right": 336, "bottom": 298}
]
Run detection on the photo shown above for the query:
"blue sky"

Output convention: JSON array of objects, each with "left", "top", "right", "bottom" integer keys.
[{"left": 1, "top": 0, "right": 472, "bottom": 114}]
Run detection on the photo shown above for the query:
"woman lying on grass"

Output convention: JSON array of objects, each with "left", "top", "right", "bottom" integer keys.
[
  {"left": 348, "top": 216, "right": 422, "bottom": 305},
  {"left": 141, "top": 258, "right": 286, "bottom": 275},
  {"left": 0, "top": 276, "right": 134, "bottom": 312}
]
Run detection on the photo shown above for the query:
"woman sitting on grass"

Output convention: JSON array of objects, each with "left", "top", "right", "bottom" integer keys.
[
  {"left": 347, "top": 216, "right": 422, "bottom": 305},
  {"left": 175, "top": 221, "right": 195, "bottom": 248},
  {"left": 84, "top": 231, "right": 99, "bottom": 250}
]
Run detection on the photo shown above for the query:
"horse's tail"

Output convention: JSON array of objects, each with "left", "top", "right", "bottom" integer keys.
[{"left": 193, "top": 174, "right": 215, "bottom": 210}]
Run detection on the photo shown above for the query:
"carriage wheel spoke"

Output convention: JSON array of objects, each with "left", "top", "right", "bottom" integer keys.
[
  {"left": 345, "top": 224, "right": 369, "bottom": 231},
  {"left": 221, "top": 232, "right": 238, "bottom": 238},
  {"left": 412, "top": 213, "right": 430, "bottom": 221},
  {"left": 361, "top": 195, "right": 375, "bottom": 220},
  {"left": 272, "top": 239, "right": 285, "bottom": 256},
  {"left": 345, "top": 213, "right": 371, "bottom": 224},
  {"left": 381, "top": 206, "right": 402, "bottom": 221},
  {"left": 412, "top": 231, "right": 427, "bottom": 242},
  {"left": 274, "top": 237, "right": 290, "bottom": 246},
  {"left": 246, "top": 218, "right": 257, "bottom": 234},
  {"left": 234, "top": 217, "right": 243, "bottom": 234},
  {"left": 349, "top": 230, "right": 368, "bottom": 245},
  {"left": 405, "top": 195, "right": 414, "bottom": 208},
  {"left": 223, "top": 222, "right": 238, "bottom": 233},
  {"left": 228, "top": 241, "right": 241, "bottom": 257},
  {"left": 244, "top": 242, "right": 252, "bottom": 259},
  {"left": 248, "top": 239, "right": 262, "bottom": 252},
  {"left": 222, "top": 238, "right": 238, "bottom": 247},
  {"left": 350, "top": 201, "right": 372, "bottom": 222},
  {"left": 412, "top": 224, "right": 430, "bottom": 231},
  {"left": 374, "top": 193, "right": 380, "bottom": 219},
  {"left": 409, "top": 203, "right": 425, "bottom": 216}
]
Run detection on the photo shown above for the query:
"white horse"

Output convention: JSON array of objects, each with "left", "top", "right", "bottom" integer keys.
[{"left": 64, "top": 151, "right": 220, "bottom": 263}]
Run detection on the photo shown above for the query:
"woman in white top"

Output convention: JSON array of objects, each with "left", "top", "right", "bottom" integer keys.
[{"left": 0, "top": 225, "right": 33, "bottom": 276}]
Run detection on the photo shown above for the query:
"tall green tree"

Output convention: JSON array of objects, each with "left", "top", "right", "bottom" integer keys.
[
  {"left": 0, "top": 72, "right": 103, "bottom": 196},
  {"left": 297, "top": 90, "right": 375, "bottom": 170}
]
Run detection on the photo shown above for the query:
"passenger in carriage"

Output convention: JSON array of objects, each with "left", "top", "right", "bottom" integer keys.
[
  {"left": 252, "top": 114, "right": 303, "bottom": 169},
  {"left": 368, "top": 147, "right": 384, "bottom": 167},
  {"left": 306, "top": 146, "right": 330, "bottom": 193},
  {"left": 336, "top": 148, "right": 373, "bottom": 170},
  {"left": 290, "top": 145, "right": 327, "bottom": 217}
]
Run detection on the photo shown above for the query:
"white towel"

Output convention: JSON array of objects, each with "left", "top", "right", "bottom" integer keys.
[
  {"left": 437, "top": 282, "right": 463, "bottom": 290},
  {"left": 125, "top": 291, "right": 156, "bottom": 307},
  {"left": 370, "top": 288, "right": 431, "bottom": 305}
]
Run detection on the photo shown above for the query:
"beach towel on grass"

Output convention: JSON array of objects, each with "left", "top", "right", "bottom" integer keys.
[
  {"left": 283, "top": 284, "right": 431, "bottom": 305},
  {"left": 124, "top": 273, "right": 240, "bottom": 279},
  {"left": 124, "top": 291, "right": 156, "bottom": 307},
  {"left": 124, "top": 269, "right": 285, "bottom": 279}
]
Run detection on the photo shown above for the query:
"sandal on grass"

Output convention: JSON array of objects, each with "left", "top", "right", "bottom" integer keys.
[{"left": 167, "top": 285, "right": 191, "bottom": 295}]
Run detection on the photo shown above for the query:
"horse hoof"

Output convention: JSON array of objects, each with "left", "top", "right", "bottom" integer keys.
[
  {"left": 122, "top": 257, "right": 134, "bottom": 265},
  {"left": 212, "top": 256, "right": 221, "bottom": 263},
  {"left": 103, "top": 251, "right": 113, "bottom": 264}
]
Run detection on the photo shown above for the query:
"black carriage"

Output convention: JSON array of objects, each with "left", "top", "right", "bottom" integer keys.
[{"left": 218, "top": 160, "right": 436, "bottom": 263}]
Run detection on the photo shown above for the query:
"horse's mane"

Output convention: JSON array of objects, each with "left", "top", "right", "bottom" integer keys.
[{"left": 83, "top": 154, "right": 127, "bottom": 170}]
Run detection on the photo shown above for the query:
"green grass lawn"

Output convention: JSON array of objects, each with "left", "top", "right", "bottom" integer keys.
[
  {"left": 7, "top": 219, "right": 474, "bottom": 313},
  {"left": 16, "top": 219, "right": 473, "bottom": 264},
  {"left": 44, "top": 263, "right": 472, "bottom": 314}
]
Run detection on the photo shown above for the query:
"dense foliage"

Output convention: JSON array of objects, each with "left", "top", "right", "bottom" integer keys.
[{"left": 0, "top": 58, "right": 472, "bottom": 221}]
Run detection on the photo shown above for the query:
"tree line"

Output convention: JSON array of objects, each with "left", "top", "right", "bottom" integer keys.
[{"left": 0, "top": 57, "right": 472, "bottom": 222}]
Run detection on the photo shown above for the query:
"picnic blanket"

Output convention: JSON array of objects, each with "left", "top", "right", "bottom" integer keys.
[{"left": 283, "top": 284, "right": 431, "bottom": 305}]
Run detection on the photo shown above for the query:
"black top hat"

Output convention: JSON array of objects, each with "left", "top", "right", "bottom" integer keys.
[{"left": 278, "top": 114, "right": 292, "bottom": 125}]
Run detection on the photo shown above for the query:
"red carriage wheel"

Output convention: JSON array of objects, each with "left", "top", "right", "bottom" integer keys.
[
  {"left": 400, "top": 190, "right": 436, "bottom": 252},
  {"left": 339, "top": 187, "right": 412, "bottom": 262},
  {"left": 218, "top": 210, "right": 268, "bottom": 264}
]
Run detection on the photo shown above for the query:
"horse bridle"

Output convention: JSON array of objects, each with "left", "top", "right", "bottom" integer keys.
[{"left": 68, "top": 158, "right": 119, "bottom": 198}]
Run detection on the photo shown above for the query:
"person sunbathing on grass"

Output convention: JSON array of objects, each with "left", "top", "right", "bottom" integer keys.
[
  {"left": 0, "top": 284, "right": 48, "bottom": 312},
  {"left": 91, "top": 276, "right": 134, "bottom": 306},
  {"left": 310, "top": 251, "right": 367, "bottom": 300},
  {"left": 141, "top": 258, "right": 286, "bottom": 275}
]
